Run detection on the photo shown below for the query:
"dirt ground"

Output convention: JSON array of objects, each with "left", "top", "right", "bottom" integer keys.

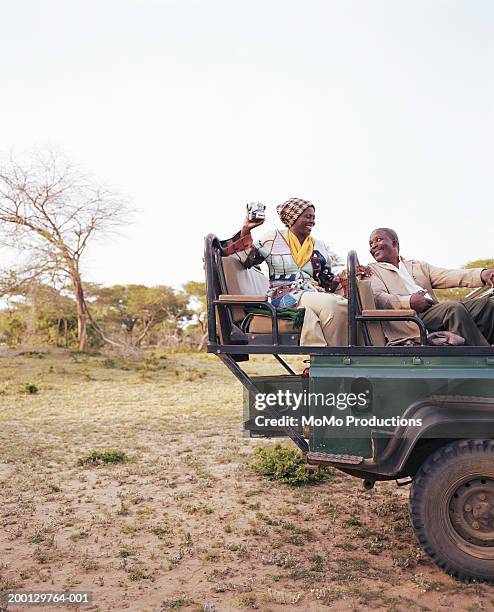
[{"left": 0, "top": 349, "right": 493, "bottom": 612}]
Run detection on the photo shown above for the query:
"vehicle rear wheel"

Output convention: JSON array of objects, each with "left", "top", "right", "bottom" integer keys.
[{"left": 409, "top": 439, "right": 494, "bottom": 582}]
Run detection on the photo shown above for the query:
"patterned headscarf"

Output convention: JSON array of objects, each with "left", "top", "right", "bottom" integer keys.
[{"left": 276, "top": 198, "right": 315, "bottom": 228}]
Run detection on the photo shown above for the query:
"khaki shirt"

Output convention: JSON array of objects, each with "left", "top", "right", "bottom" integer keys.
[{"left": 368, "top": 258, "right": 484, "bottom": 343}]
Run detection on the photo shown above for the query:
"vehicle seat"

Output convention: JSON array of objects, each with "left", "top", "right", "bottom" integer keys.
[
  {"left": 356, "top": 278, "right": 387, "bottom": 346},
  {"left": 221, "top": 256, "right": 301, "bottom": 344}
]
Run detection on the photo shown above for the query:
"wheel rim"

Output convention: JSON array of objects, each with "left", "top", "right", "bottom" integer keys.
[{"left": 448, "top": 477, "right": 494, "bottom": 554}]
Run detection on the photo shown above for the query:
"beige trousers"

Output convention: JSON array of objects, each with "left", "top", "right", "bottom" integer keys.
[{"left": 298, "top": 291, "right": 348, "bottom": 347}]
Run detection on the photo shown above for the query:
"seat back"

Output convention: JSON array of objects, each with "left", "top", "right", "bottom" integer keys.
[
  {"left": 205, "top": 234, "right": 237, "bottom": 345},
  {"left": 356, "top": 278, "right": 387, "bottom": 346},
  {"left": 222, "top": 256, "right": 269, "bottom": 321}
]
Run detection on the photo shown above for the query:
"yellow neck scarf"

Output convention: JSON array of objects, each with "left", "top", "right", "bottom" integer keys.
[{"left": 288, "top": 231, "right": 314, "bottom": 270}]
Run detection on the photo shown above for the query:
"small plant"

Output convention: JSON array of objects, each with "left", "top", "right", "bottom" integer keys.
[
  {"left": 19, "top": 351, "right": 45, "bottom": 358},
  {"left": 69, "top": 531, "right": 89, "bottom": 541},
  {"left": 162, "top": 595, "right": 193, "bottom": 609},
  {"left": 101, "top": 357, "right": 130, "bottom": 370},
  {"left": 239, "top": 594, "right": 258, "bottom": 608},
  {"left": 29, "top": 526, "right": 47, "bottom": 544},
  {"left": 309, "top": 554, "right": 324, "bottom": 572},
  {"left": 18, "top": 383, "right": 39, "bottom": 394},
  {"left": 77, "top": 449, "right": 130, "bottom": 466},
  {"left": 33, "top": 547, "right": 50, "bottom": 564},
  {"left": 128, "top": 568, "right": 150, "bottom": 581},
  {"left": 130, "top": 494, "right": 144, "bottom": 505},
  {"left": 151, "top": 524, "right": 171, "bottom": 539},
  {"left": 251, "top": 443, "right": 328, "bottom": 486}
]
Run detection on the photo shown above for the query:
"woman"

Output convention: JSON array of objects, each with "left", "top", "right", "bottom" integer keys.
[{"left": 220, "top": 198, "right": 348, "bottom": 346}]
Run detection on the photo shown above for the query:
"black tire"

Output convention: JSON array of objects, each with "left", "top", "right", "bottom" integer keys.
[{"left": 409, "top": 439, "right": 494, "bottom": 582}]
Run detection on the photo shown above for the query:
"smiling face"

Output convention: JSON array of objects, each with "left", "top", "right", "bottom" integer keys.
[
  {"left": 290, "top": 206, "right": 315, "bottom": 240},
  {"left": 369, "top": 228, "right": 400, "bottom": 266}
]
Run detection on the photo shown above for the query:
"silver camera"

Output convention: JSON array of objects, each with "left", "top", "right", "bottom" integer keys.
[{"left": 246, "top": 201, "right": 266, "bottom": 222}]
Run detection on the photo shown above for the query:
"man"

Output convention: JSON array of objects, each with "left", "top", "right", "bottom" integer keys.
[{"left": 368, "top": 228, "right": 494, "bottom": 345}]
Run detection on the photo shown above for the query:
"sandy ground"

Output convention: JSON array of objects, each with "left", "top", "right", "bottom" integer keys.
[{"left": 0, "top": 350, "right": 493, "bottom": 612}]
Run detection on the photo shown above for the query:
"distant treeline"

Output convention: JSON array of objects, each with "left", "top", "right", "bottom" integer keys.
[{"left": 0, "top": 281, "right": 207, "bottom": 351}]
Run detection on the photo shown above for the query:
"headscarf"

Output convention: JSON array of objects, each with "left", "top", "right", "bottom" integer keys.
[{"left": 276, "top": 198, "right": 315, "bottom": 228}]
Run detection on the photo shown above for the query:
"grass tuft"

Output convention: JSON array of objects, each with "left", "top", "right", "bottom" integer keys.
[
  {"left": 76, "top": 449, "right": 130, "bottom": 466},
  {"left": 18, "top": 382, "right": 39, "bottom": 394},
  {"left": 251, "top": 443, "right": 328, "bottom": 486}
]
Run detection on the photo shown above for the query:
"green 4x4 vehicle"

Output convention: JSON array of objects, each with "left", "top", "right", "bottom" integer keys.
[{"left": 205, "top": 235, "right": 494, "bottom": 582}]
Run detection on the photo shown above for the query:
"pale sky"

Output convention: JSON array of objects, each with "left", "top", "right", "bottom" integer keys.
[{"left": 1, "top": 0, "right": 493, "bottom": 287}]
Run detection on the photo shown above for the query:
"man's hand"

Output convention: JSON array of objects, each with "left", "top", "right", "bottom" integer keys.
[
  {"left": 241, "top": 214, "right": 265, "bottom": 237},
  {"left": 410, "top": 290, "right": 433, "bottom": 313},
  {"left": 481, "top": 269, "right": 494, "bottom": 287}
]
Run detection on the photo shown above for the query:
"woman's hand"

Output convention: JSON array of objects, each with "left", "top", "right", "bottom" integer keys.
[
  {"left": 356, "top": 265, "right": 373, "bottom": 278},
  {"left": 240, "top": 214, "right": 265, "bottom": 237}
]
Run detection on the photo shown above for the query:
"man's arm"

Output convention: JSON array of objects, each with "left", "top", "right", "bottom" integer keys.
[
  {"left": 370, "top": 272, "right": 413, "bottom": 309},
  {"left": 426, "top": 263, "right": 485, "bottom": 289}
]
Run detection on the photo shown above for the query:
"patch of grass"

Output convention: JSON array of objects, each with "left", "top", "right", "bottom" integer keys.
[
  {"left": 18, "top": 351, "right": 45, "bottom": 358},
  {"left": 77, "top": 449, "right": 130, "bottom": 466},
  {"left": 18, "top": 382, "right": 39, "bottom": 394},
  {"left": 69, "top": 530, "right": 89, "bottom": 541},
  {"left": 309, "top": 554, "right": 324, "bottom": 572},
  {"left": 252, "top": 443, "right": 328, "bottom": 486},
  {"left": 174, "top": 367, "right": 207, "bottom": 382},
  {"left": 239, "top": 594, "right": 258, "bottom": 608},
  {"left": 150, "top": 524, "right": 172, "bottom": 539},
  {"left": 335, "top": 542, "right": 357, "bottom": 551},
  {"left": 130, "top": 494, "right": 145, "bottom": 505},
  {"left": 101, "top": 357, "right": 130, "bottom": 370},
  {"left": 128, "top": 568, "right": 151, "bottom": 581},
  {"left": 29, "top": 526, "right": 48, "bottom": 544},
  {"left": 162, "top": 595, "right": 194, "bottom": 609}
]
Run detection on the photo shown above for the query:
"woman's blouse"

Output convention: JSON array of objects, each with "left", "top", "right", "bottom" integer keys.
[{"left": 220, "top": 228, "right": 336, "bottom": 294}]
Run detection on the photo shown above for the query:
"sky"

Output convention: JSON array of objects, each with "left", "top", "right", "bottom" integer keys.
[{"left": 1, "top": 0, "right": 493, "bottom": 287}]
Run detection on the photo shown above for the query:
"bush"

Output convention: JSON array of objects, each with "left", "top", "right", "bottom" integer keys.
[
  {"left": 18, "top": 383, "right": 39, "bottom": 395},
  {"left": 251, "top": 443, "right": 328, "bottom": 486},
  {"left": 77, "top": 449, "right": 130, "bottom": 466}
]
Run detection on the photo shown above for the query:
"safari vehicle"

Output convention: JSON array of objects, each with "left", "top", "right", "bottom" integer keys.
[{"left": 204, "top": 233, "right": 494, "bottom": 583}]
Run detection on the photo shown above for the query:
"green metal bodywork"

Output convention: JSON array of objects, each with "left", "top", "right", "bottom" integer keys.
[{"left": 309, "top": 355, "right": 494, "bottom": 458}]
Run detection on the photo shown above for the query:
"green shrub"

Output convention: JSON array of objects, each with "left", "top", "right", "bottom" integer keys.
[
  {"left": 19, "top": 351, "right": 45, "bottom": 358},
  {"left": 251, "top": 443, "right": 328, "bottom": 486},
  {"left": 77, "top": 449, "right": 130, "bottom": 466},
  {"left": 18, "top": 383, "right": 39, "bottom": 395}
]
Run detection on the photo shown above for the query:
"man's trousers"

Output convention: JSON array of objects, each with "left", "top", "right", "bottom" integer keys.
[{"left": 419, "top": 297, "right": 494, "bottom": 346}]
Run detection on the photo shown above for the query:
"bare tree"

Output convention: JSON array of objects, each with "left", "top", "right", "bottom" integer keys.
[{"left": 0, "top": 150, "right": 129, "bottom": 350}]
